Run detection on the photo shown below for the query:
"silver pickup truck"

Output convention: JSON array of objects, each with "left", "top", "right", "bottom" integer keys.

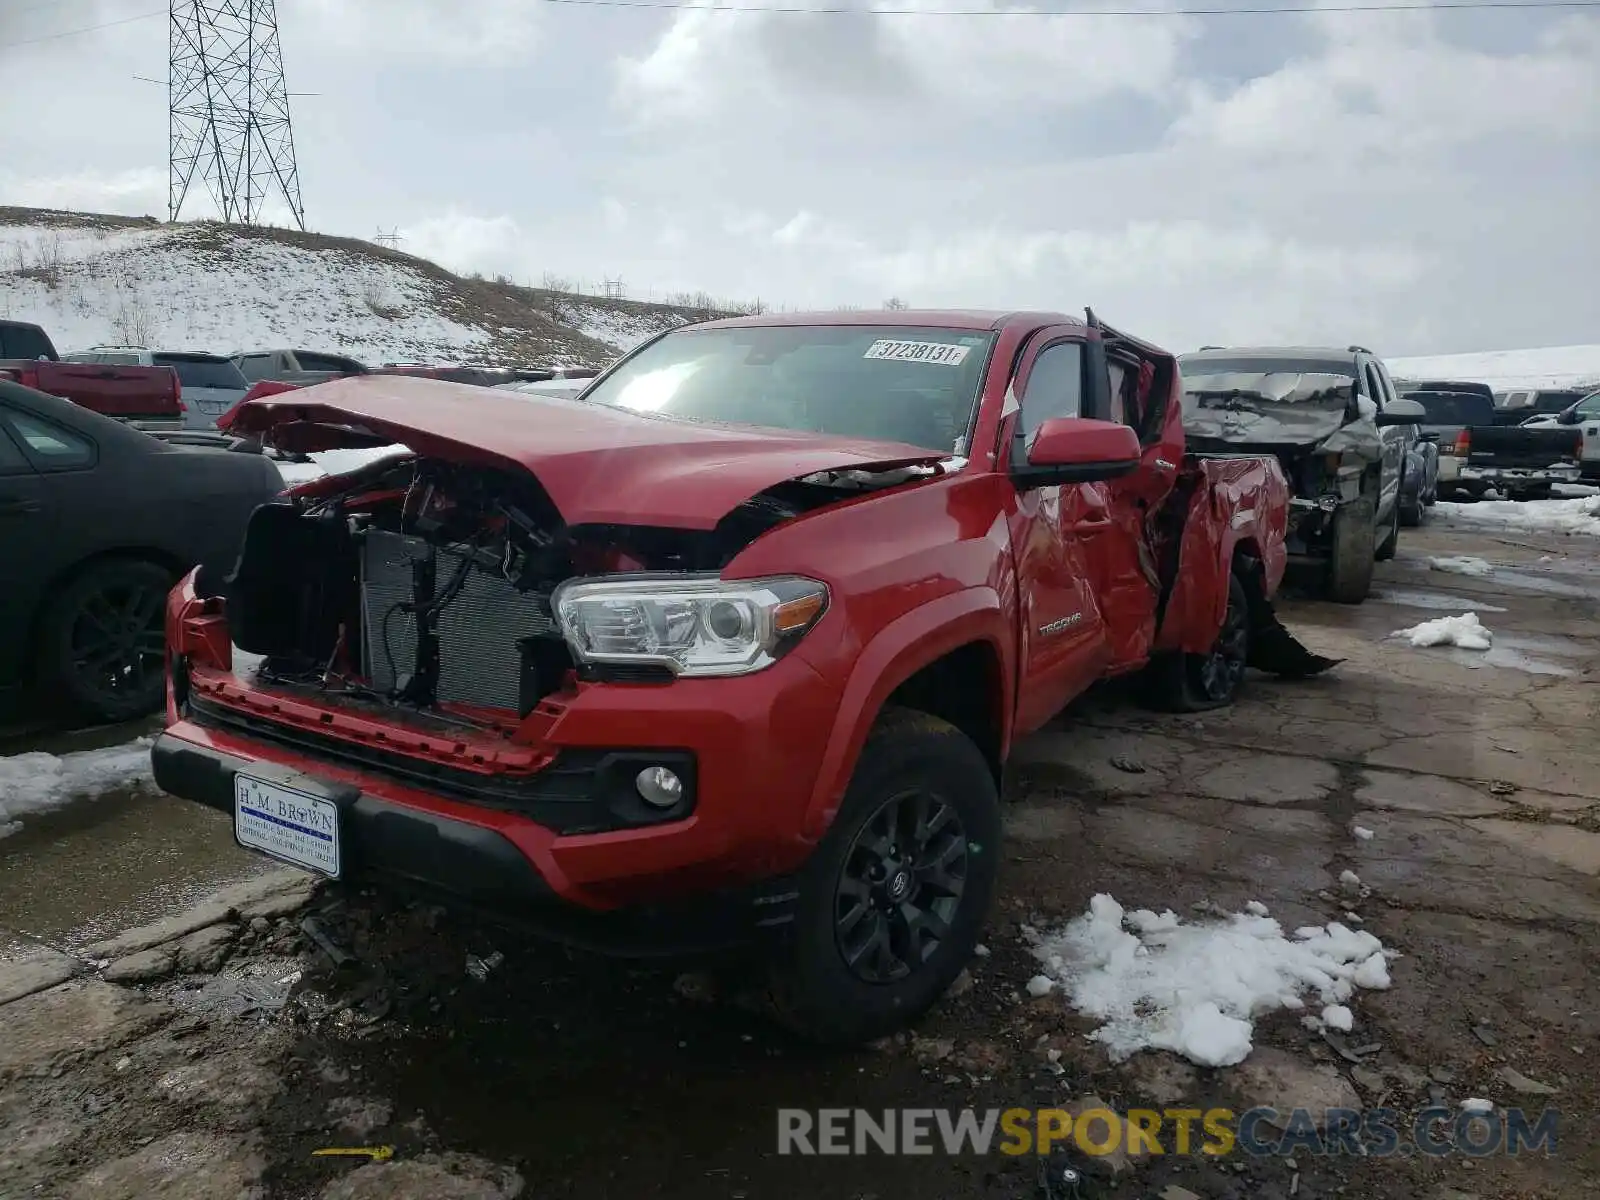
[
  {"left": 231, "top": 349, "right": 368, "bottom": 387},
  {"left": 1520, "top": 389, "right": 1600, "bottom": 481}
]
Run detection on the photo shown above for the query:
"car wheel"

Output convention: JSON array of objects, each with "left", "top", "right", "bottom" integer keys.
[
  {"left": 1325, "top": 496, "right": 1376, "bottom": 604},
  {"left": 39, "top": 558, "right": 173, "bottom": 723},
  {"left": 767, "top": 707, "right": 1000, "bottom": 1046},
  {"left": 1399, "top": 492, "right": 1424, "bottom": 528},
  {"left": 1143, "top": 570, "right": 1252, "bottom": 712},
  {"left": 1374, "top": 495, "right": 1401, "bottom": 562}
]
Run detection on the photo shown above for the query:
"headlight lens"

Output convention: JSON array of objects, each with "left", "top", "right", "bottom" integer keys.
[{"left": 552, "top": 574, "right": 829, "bottom": 677}]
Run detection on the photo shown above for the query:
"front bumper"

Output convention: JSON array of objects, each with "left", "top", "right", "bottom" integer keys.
[
  {"left": 1284, "top": 494, "right": 1352, "bottom": 558},
  {"left": 153, "top": 733, "right": 800, "bottom": 955}
]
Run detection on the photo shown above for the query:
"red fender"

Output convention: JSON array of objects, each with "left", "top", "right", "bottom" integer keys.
[{"left": 801, "top": 587, "right": 1014, "bottom": 841}]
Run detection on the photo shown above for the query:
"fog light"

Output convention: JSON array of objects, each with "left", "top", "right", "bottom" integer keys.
[{"left": 635, "top": 766, "right": 684, "bottom": 808}]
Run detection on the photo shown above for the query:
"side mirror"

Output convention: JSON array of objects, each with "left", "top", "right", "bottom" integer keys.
[
  {"left": 1374, "top": 397, "right": 1426, "bottom": 427},
  {"left": 1558, "top": 409, "right": 1580, "bottom": 425},
  {"left": 1014, "top": 417, "right": 1142, "bottom": 486}
]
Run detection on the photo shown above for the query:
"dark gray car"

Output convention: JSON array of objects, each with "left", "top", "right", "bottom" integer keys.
[
  {"left": 0, "top": 381, "right": 283, "bottom": 723},
  {"left": 1178, "top": 346, "right": 1424, "bottom": 604}
]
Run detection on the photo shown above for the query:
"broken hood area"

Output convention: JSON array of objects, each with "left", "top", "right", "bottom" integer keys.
[
  {"left": 225, "top": 373, "right": 949, "bottom": 529},
  {"left": 1180, "top": 371, "right": 1383, "bottom": 463}
]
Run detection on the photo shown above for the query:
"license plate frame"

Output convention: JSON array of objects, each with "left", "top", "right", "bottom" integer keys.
[{"left": 234, "top": 773, "right": 343, "bottom": 879}]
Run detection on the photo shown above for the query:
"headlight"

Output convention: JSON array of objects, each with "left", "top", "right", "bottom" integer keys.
[{"left": 552, "top": 574, "right": 829, "bottom": 678}]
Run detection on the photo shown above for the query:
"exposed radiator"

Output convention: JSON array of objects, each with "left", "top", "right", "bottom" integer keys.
[{"left": 359, "top": 529, "right": 557, "bottom": 709}]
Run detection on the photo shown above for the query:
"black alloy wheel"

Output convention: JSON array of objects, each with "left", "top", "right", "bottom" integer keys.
[
  {"left": 42, "top": 559, "right": 174, "bottom": 722},
  {"left": 1195, "top": 576, "right": 1250, "bottom": 704},
  {"left": 766, "top": 707, "right": 1000, "bottom": 1046},
  {"left": 834, "top": 789, "right": 968, "bottom": 985}
]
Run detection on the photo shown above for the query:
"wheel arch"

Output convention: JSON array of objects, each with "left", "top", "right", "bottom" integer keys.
[
  {"left": 801, "top": 591, "right": 1012, "bottom": 842},
  {"left": 24, "top": 546, "right": 188, "bottom": 682}
]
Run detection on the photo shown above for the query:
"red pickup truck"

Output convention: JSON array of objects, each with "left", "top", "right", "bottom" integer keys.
[
  {"left": 151, "top": 310, "right": 1328, "bottom": 1043},
  {"left": 0, "top": 321, "right": 185, "bottom": 427}
]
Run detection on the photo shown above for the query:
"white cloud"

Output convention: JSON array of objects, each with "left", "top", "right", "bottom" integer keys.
[
  {"left": 0, "top": 168, "right": 165, "bottom": 217},
  {"left": 281, "top": 0, "right": 540, "bottom": 63},
  {"left": 2, "top": 0, "right": 1596, "bottom": 356},
  {"left": 616, "top": 0, "right": 1198, "bottom": 120},
  {"left": 1174, "top": 10, "right": 1600, "bottom": 157},
  {"left": 399, "top": 211, "right": 525, "bottom": 276}
]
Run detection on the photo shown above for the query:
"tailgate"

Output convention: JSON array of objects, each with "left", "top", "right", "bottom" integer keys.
[
  {"left": 26, "top": 361, "right": 181, "bottom": 419},
  {"left": 1465, "top": 424, "right": 1582, "bottom": 469}
]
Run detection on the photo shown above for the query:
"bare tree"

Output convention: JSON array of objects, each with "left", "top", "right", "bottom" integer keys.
[
  {"left": 112, "top": 293, "right": 158, "bottom": 346},
  {"left": 882, "top": 296, "right": 909, "bottom": 310}
]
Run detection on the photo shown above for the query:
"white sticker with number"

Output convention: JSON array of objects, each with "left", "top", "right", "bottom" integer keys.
[{"left": 863, "top": 339, "right": 971, "bottom": 367}]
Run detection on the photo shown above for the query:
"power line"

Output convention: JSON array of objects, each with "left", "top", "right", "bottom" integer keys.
[
  {"left": 3, "top": 8, "right": 164, "bottom": 49},
  {"left": 0, "top": 0, "right": 1591, "bottom": 46},
  {"left": 534, "top": 0, "right": 1599, "bottom": 10}
]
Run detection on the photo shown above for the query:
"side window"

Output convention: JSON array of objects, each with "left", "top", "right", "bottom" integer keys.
[
  {"left": 1106, "top": 361, "right": 1129, "bottom": 427},
  {"left": 297, "top": 353, "right": 353, "bottom": 372},
  {"left": 2, "top": 325, "right": 55, "bottom": 361},
  {"left": 1362, "top": 364, "right": 1385, "bottom": 408},
  {"left": 237, "top": 355, "right": 270, "bottom": 381},
  {"left": 1019, "top": 342, "right": 1083, "bottom": 441},
  {"left": 0, "top": 423, "right": 31, "bottom": 473},
  {"left": 1372, "top": 361, "right": 1398, "bottom": 407},
  {"left": 5, "top": 411, "right": 95, "bottom": 471}
]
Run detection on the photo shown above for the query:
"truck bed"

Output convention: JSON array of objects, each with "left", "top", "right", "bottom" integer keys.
[
  {"left": 0, "top": 359, "right": 184, "bottom": 425},
  {"left": 1464, "top": 424, "right": 1582, "bottom": 470}
]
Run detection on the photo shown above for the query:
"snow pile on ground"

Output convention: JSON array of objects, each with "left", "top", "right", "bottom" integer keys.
[
  {"left": 1389, "top": 344, "right": 1600, "bottom": 391},
  {"left": 0, "top": 738, "right": 156, "bottom": 838},
  {"left": 275, "top": 444, "right": 413, "bottom": 487},
  {"left": 1437, "top": 495, "right": 1600, "bottom": 537},
  {"left": 1393, "top": 613, "right": 1493, "bottom": 650},
  {"left": 1428, "top": 555, "right": 1494, "bottom": 578},
  {"left": 1022, "top": 894, "right": 1396, "bottom": 1068}
]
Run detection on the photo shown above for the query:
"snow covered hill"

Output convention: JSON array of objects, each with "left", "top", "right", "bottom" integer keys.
[
  {"left": 0, "top": 207, "right": 729, "bottom": 367},
  {"left": 1388, "top": 345, "right": 1600, "bottom": 392}
]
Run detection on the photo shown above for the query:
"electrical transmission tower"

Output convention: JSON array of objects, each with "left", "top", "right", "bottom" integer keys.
[{"left": 169, "top": 1, "right": 306, "bottom": 229}]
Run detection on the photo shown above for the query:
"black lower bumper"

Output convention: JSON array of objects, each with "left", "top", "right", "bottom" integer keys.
[{"left": 151, "top": 733, "right": 799, "bottom": 957}]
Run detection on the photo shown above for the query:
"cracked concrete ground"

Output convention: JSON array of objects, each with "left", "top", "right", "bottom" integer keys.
[{"left": 0, "top": 517, "right": 1594, "bottom": 1199}]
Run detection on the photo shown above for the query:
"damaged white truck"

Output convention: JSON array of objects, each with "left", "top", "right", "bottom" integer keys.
[{"left": 1177, "top": 346, "right": 1427, "bottom": 603}]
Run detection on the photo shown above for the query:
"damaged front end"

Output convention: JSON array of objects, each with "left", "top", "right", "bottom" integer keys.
[
  {"left": 1181, "top": 370, "right": 1382, "bottom": 558},
  {"left": 187, "top": 444, "right": 959, "bottom": 729}
]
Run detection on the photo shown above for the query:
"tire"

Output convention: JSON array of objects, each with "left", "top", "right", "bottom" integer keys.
[
  {"left": 38, "top": 558, "right": 174, "bottom": 723},
  {"left": 1374, "top": 494, "right": 1401, "bottom": 562},
  {"left": 1325, "top": 496, "right": 1376, "bottom": 604},
  {"left": 1399, "top": 491, "right": 1424, "bottom": 528},
  {"left": 767, "top": 708, "right": 1001, "bottom": 1046},
  {"left": 1143, "top": 570, "right": 1252, "bottom": 713}
]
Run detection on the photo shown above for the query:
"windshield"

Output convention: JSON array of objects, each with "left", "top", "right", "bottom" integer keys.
[
  {"left": 155, "top": 355, "right": 248, "bottom": 390},
  {"left": 577, "top": 325, "right": 996, "bottom": 453},
  {"left": 1414, "top": 391, "right": 1495, "bottom": 426},
  {"left": 1179, "top": 356, "right": 1357, "bottom": 411},
  {"left": 1531, "top": 391, "right": 1586, "bottom": 414}
]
